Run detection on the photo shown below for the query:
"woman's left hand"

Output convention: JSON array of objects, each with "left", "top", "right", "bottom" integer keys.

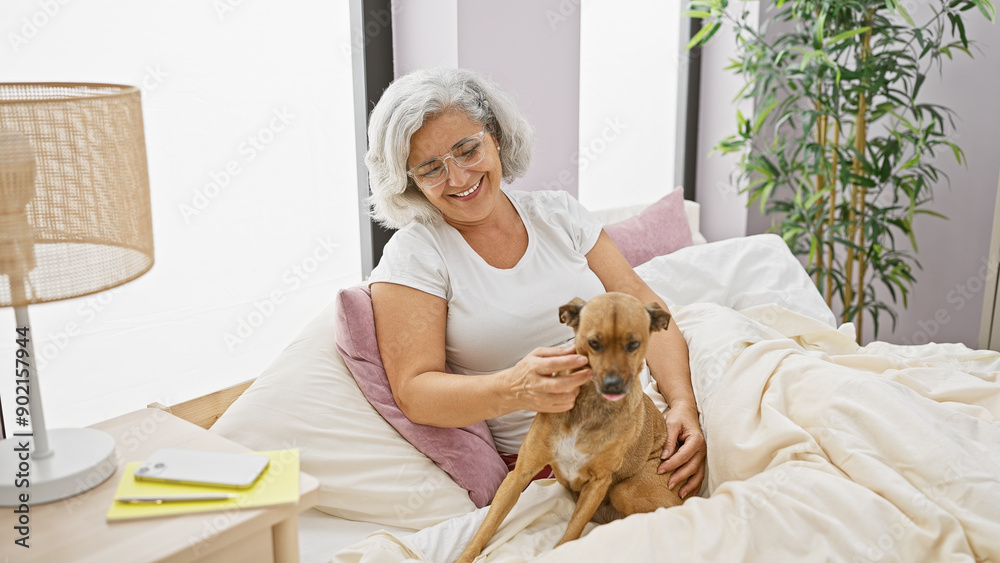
[{"left": 657, "top": 401, "right": 706, "bottom": 499}]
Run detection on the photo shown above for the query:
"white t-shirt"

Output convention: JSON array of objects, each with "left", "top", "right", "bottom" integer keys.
[{"left": 368, "top": 189, "right": 607, "bottom": 453}]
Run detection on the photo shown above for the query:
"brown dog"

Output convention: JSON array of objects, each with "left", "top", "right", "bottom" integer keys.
[{"left": 455, "top": 292, "right": 684, "bottom": 562}]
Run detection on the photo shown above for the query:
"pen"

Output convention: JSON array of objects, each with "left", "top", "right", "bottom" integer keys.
[{"left": 116, "top": 493, "right": 239, "bottom": 504}]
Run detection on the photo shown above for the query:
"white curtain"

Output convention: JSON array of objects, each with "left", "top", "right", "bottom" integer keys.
[{"left": 0, "top": 1, "right": 362, "bottom": 428}]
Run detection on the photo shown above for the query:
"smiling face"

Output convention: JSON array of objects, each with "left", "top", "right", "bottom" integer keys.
[
  {"left": 407, "top": 109, "right": 503, "bottom": 228},
  {"left": 559, "top": 293, "right": 672, "bottom": 402}
]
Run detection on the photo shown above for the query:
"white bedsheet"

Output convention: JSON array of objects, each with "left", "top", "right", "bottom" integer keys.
[
  {"left": 332, "top": 301, "right": 1000, "bottom": 562},
  {"left": 300, "top": 509, "right": 413, "bottom": 563}
]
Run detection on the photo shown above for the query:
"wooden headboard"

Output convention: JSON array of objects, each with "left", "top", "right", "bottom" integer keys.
[{"left": 147, "top": 379, "right": 254, "bottom": 429}]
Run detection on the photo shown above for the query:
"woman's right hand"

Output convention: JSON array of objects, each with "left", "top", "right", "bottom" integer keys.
[{"left": 504, "top": 346, "right": 592, "bottom": 413}]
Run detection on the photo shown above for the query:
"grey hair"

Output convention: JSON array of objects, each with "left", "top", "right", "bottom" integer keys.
[{"left": 365, "top": 68, "right": 534, "bottom": 229}]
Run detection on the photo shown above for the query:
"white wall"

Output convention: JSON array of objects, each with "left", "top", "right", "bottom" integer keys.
[
  {"left": 458, "top": 1, "right": 581, "bottom": 196},
  {"left": 0, "top": 1, "right": 361, "bottom": 429}
]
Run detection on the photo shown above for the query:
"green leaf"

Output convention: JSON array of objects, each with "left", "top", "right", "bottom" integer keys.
[
  {"left": 826, "top": 27, "right": 871, "bottom": 46},
  {"left": 701, "top": 19, "right": 723, "bottom": 44},
  {"left": 686, "top": 21, "right": 719, "bottom": 50},
  {"left": 683, "top": 10, "right": 713, "bottom": 19},
  {"left": 954, "top": 13, "right": 969, "bottom": 48},
  {"left": 759, "top": 181, "right": 777, "bottom": 213},
  {"left": 913, "top": 73, "right": 926, "bottom": 99},
  {"left": 944, "top": 141, "right": 966, "bottom": 165},
  {"left": 753, "top": 97, "right": 780, "bottom": 131},
  {"left": 978, "top": 0, "right": 997, "bottom": 22},
  {"left": 913, "top": 209, "right": 949, "bottom": 220},
  {"left": 815, "top": 7, "right": 827, "bottom": 47},
  {"left": 798, "top": 48, "right": 822, "bottom": 71},
  {"left": 899, "top": 154, "right": 920, "bottom": 170},
  {"left": 782, "top": 225, "right": 803, "bottom": 240},
  {"left": 886, "top": 0, "right": 916, "bottom": 26}
]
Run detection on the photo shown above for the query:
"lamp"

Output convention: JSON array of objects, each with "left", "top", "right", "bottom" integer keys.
[{"left": 0, "top": 83, "right": 153, "bottom": 505}]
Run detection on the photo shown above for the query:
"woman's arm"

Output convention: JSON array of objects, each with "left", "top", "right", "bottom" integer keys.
[
  {"left": 585, "top": 231, "right": 707, "bottom": 498},
  {"left": 370, "top": 281, "right": 592, "bottom": 428}
]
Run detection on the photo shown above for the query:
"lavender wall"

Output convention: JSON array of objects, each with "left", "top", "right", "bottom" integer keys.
[
  {"left": 393, "top": 0, "right": 581, "bottom": 195},
  {"left": 695, "top": 3, "right": 1000, "bottom": 347}
]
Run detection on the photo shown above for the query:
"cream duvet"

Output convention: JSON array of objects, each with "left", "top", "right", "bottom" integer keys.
[{"left": 335, "top": 236, "right": 1000, "bottom": 562}]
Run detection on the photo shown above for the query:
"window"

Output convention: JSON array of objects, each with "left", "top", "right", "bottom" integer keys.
[
  {"left": 578, "top": 0, "right": 684, "bottom": 211},
  {"left": 0, "top": 1, "right": 361, "bottom": 428}
]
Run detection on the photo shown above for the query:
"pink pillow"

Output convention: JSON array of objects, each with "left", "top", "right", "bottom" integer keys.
[
  {"left": 604, "top": 187, "right": 694, "bottom": 266},
  {"left": 334, "top": 285, "right": 508, "bottom": 508}
]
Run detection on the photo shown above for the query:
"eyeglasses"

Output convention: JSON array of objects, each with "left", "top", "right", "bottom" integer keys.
[{"left": 407, "top": 125, "right": 490, "bottom": 190}]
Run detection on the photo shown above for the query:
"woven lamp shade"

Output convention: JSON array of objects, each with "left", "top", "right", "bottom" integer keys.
[{"left": 0, "top": 83, "right": 153, "bottom": 307}]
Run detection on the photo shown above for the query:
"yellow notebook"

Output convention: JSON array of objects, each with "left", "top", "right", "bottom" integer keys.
[{"left": 107, "top": 449, "right": 300, "bottom": 521}]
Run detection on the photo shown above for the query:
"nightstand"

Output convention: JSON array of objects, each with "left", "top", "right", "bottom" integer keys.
[{"left": 0, "top": 408, "right": 319, "bottom": 562}]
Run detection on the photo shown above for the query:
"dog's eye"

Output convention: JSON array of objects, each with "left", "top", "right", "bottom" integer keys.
[
  {"left": 626, "top": 341, "right": 640, "bottom": 353},
  {"left": 588, "top": 339, "right": 603, "bottom": 351}
]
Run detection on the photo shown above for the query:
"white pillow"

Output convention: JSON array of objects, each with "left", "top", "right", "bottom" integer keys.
[
  {"left": 636, "top": 233, "right": 838, "bottom": 327},
  {"left": 210, "top": 300, "right": 476, "bottom": 530}
]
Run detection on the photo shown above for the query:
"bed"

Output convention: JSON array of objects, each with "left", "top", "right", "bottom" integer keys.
[{"left": 156, "top": 189, "right": 1000, "bottom": 562}]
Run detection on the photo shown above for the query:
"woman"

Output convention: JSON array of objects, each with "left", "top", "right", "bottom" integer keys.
[{"left": 366, "top": 68, "right": 706, "bottom": 499}]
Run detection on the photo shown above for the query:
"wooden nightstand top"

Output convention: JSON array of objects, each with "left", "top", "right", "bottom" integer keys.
[{"left": 0, "top": 408, "right": 319, "bottom": 563}]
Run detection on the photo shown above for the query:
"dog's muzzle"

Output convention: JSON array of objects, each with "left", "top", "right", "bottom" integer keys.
[{"left": 598, "top": 374, "right": 627, "bottom": 401}]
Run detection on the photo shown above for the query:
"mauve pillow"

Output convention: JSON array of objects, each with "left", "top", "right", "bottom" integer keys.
[
  {"left": 334, "top": 285, "right": 508, "bottom": 508},
  {"left": 604, "top": 187, "right": 694, "bottom": 267}
]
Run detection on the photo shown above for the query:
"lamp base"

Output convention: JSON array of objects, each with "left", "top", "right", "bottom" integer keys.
[{"left": 0, "top": 428, "right": 117, "bottom": 506}]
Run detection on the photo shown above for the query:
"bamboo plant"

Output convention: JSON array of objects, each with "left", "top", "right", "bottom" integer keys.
[{"left": 687, "top": 0, "right": 995, "bottom": 340}]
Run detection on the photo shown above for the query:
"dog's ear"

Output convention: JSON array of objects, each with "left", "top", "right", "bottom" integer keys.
[
  {"left": 559, "top": 297, "right": 587, "bottom": 328},
  {"left": 646, "top": 303, "right": 672, "bottom": 333}
]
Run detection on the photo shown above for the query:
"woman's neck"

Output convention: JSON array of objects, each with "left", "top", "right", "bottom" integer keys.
[{"left": 448, "top": 192, "right": 528, "bottom": 269}]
